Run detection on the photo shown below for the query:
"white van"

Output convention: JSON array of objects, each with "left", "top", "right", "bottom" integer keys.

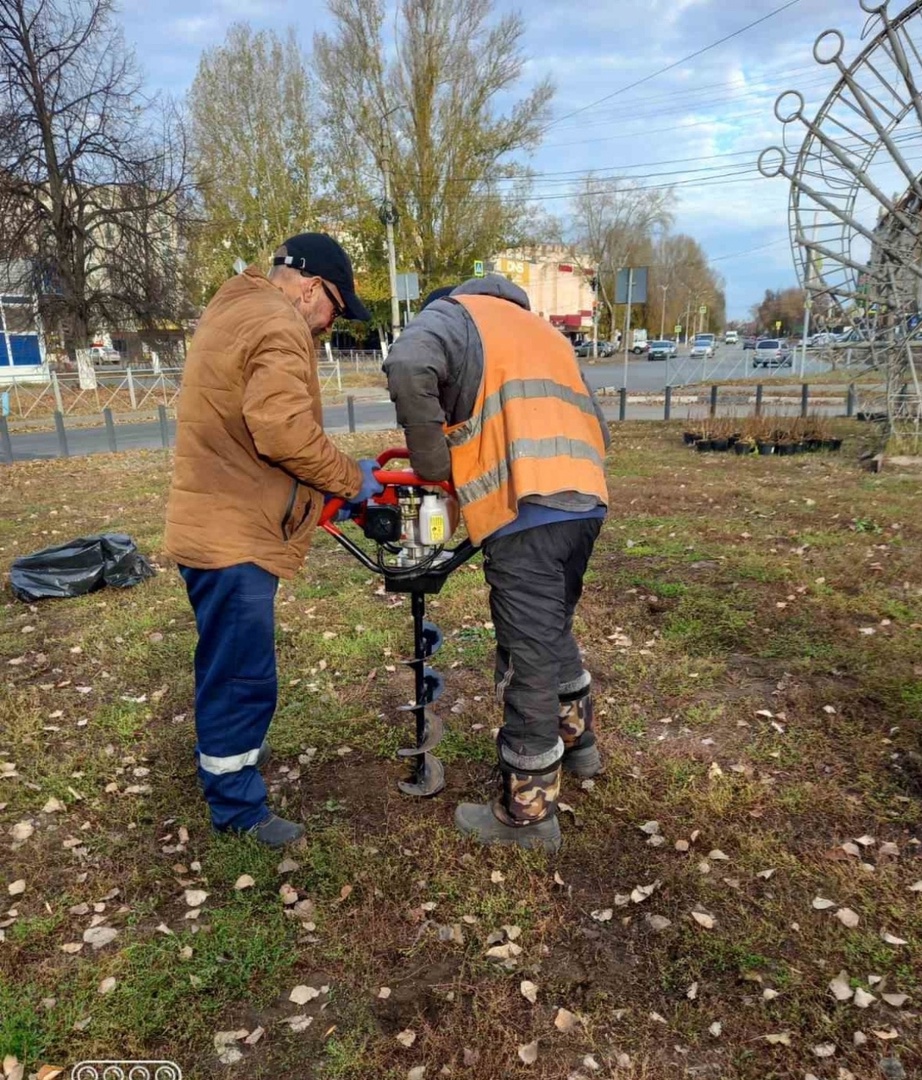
[{"left": 724, "top": 330, "right": 739, "bottom": 345}]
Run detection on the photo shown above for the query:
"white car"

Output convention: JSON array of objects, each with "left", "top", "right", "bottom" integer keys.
[
  {"left": 89, "top": 345, "right": 122, "bottom": 365},
  {"left": 690, "top": 337, "right": 714, "bottom": 359}
]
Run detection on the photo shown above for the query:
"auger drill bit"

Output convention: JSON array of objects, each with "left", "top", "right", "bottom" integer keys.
[{"left": 397, "top": 595, "right": 446, "bottom": 797}]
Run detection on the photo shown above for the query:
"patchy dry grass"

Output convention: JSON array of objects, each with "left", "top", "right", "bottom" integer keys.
[{"left": 1, "top": 422, "right": 920, "bottom": 1080}]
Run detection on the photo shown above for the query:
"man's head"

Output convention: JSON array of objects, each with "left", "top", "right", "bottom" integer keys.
[{"left": 268, "top": 233, "right": 371, "bottom": 337}]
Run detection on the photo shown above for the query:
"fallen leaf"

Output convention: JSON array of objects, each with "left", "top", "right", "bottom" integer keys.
[
  {"left": 98, "top": 977, "right": 116, "bottom": 996},
  {"left": 881, "top": 932, "right": 908, "bottom": 946},
  {"left": 42, "top": 798, "right": 65, "bottom": 814},
  {"left": 277, "top": 857, "right": 300, "bottom": 874},
  {"left": 7, "top": 880, "right": 25, "bottom": 896},
  {"left": 855, "top": 834, "right": 875, "bottom": 847},
  {"left": 836, "top": 908, "right": 860, "bottom": 928},
  {"left": 82, "top": 926, "right": 118, "bottom": 949},
  {"left": 764, "top": 1032, "right": 792, "bottom": 1046},
  {"left": 396, "top": 1029, "right": 417, "bottom": 1048},
  {"left": 646, "top": 914, "right": 672, "bottom": 931},
  {"left": 279, "top": 883, "right": 299, "bottom": 905},
  {"left": 829, "top": 972, "right": 854, "bottom": 1002},
  {"left": 485, "top": 941, "right": 522, "bottom": 960},
  {"left": 282, "top": 1015, "right": 312, "bottom": 1032},
  {"left": 490, "top": 870, "right": 504, "bottom": 883},
  {"left": 378, "top": 986, "right": 392, "bottom": 999},
  {"left": 687, "top": 982, "right": 699, "bottom": 1000},
  {"left": 909, "top": 880, "right": 922, "bottom": 893},
  {"left": 879, "top": 842, "right": 900, "bottom": 857},
  {"left": 708, "top": 849, "right": 730, "bottom": 861},
  {"left": 407, "top": 1068, "right": 426, "bottom": 1080},
  {"left": 853, "top": 988, "right": 876, "bottom": 1009},
  {"left": 756, "top": 868, "right": 776, "bottom": 880},
  {"left": 553, "top": 871, "right": 566, "bottom": 886},
  {"left": 36, "top": 1068, "right": 65, "bottom": 1080},
  {"left": 338, "top": 884, "right": 353, "bottom": 903},
  {"left": 184, "top": 889, "right": 208, "bottom": 908},
  {"left": 234, "top": 875, "right": 256, "bottom": 891},
  {"left": 881, "top": 993, "right": 909, "bottom": 1007},
  {"left": 520, "top": 980, "right": 538, "bottom": 1004},
  {"left": 812, "top": 897, "right": 836, "bottom": 910},
  {"left": 244, "top": 1026, "right": 265, "bottom": 1046},
  {"left": 590, "top": 908, "right": 613, "bottom": 922},
  {"left": 872, "top": 1027, "right": 899, "bottom": 1040},
  {"left": 517, "top": 1040, "right": 539, "bottom": 1065},
  {"left": 813, "top": 1043, "right": 836, "bottom": 1058},
  {"left": 289, "top": 985, "right": 321, "bottom": 1005},
  {"left": 691, "top": 911, "right": 715, "bottom": 929},
  {"left": 462, "top": 1048, "right": 479, "bottom": 1066},
  {"left": 709, "top": 1021, "right": 722, "bottom": 1037},
  {"left": 639, "top": 820, "right": 660, "bottom": 835},
  {"left": 630, "top": 880, "right": 660, "bottom": 903},
  {"left": 10, "top": 821, "right": 33, "bottom": 843},
  {"left": 763, "top": 988, "right": 779, "bottom": 1001},
  {"left": 554, "top": 1007, "right": 579, "bottom": 1032}
]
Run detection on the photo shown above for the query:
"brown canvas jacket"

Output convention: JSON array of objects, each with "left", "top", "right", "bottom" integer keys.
[{"left": 164, "top": 267, "right": 361, "bottom": 579}]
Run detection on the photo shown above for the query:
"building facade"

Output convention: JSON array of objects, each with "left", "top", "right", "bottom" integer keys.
[{"left": 490, "top": 245, "right": 595, "bottom": 339}]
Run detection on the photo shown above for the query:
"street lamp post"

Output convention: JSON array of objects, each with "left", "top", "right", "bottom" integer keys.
[{"left": 659, "top": 284, "right": 669, "bottom": 341}]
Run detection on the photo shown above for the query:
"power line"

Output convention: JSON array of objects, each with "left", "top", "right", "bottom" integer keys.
[{"left": 544, "top": 0, "right": 805, "bottom": 130}]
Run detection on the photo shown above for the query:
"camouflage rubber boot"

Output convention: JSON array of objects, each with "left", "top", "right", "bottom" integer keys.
[
  {"left": 455, "top": 756, "right": 562, "bottom": 854},
  {"left": 559, "top": 677, "right": 601, "bottom": 778}
]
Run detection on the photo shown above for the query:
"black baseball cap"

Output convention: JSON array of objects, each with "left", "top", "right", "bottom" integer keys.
[
  {"left": 421, "top": 285, "right": 458, "bottom": 309},
  {"left": 273, "top": 233, "right": 371, "bottom": 322}
]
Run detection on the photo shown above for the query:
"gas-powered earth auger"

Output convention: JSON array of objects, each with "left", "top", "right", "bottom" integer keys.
[{"left": 318, "top": 449, "right": 477, "bottom": 797}]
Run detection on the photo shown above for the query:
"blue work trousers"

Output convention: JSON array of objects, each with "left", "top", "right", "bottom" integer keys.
[{"left": 179, "top": 562, "right": 278, "bottom": 830}]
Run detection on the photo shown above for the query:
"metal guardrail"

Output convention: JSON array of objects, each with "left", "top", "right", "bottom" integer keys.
[{"left": 0, "top": 367, "right": 184, "bottom": 418}]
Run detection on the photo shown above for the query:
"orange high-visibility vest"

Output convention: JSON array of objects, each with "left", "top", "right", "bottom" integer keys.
[{"left": 446, "top": 295, "right": 609, "bottom": 545}]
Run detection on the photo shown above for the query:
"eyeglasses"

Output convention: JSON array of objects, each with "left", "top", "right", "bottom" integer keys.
[{"left": 319, "top": 280, "right": 345, "bottom": 319}]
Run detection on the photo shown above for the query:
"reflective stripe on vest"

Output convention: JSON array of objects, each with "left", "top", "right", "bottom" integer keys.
[
  {"left": 448, "top": 295, "right": 609, "bottom": 544},
  {"left": 446, "top": 378, "right": 600, "bottom": 448}
]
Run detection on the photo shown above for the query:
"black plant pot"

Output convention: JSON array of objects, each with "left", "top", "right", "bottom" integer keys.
[
  {"left": 711, "top": 437, "right": 730, "bottom": 451},
  {"left": 822, "top": 438, "right": 843, "bottom": 451},
  {"left": 756, "top": 441, "right": 775, "bottom": 455},
  {"left": 776, "top": 442, "right": 795, "bottom": 456},
  {"left": 805, "top": 438, "right": 822, "bottom": 452},
  {"left": 734, "top": 441, "right": 754, "bottom": 455},
  {"left": 695, "top": 439, "right": 714, "bottom": 452},
  {"left": 683, "top": 431, "right": 700, "bottom": 445},
  {"left": 793, "top": 441, "right": 807, "bottom": 454}
]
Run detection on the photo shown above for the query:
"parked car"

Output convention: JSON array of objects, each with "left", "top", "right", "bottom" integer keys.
[
  {"left": 574, "top": 340, "right": 614, "bottom": 358},
  {"left": 807, "top": 332, "right": 834, "bottom": 348},
  {"left": 89, "top": 345, "right": 122, "bottom": 365},
  {"left": 690, "top": 336, "right": 714, "bottom": 360},
  {"left": 752, "top": 338, "right": 793, "bottom": 368},
  {"left": 632, "top": 339, "right": 650, "bottom": 355},
  {"left": 648, "top": 339, "right": 677, "bottom": 360},
  {"left": 743, "top": 336, "right": 758, "bottom": 350}
]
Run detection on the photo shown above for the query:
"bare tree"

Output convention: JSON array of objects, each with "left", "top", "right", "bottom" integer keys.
[
  {"left": 188, "top": 24, "right": 319, "bottom": 304},
  {"left": 654, "top": 233, "right": 725, "bottom": 338},
  {"left": 314, "top": 0, "right": 553, "bottom": 289},
  {"left": 0, "top": 0, "right": 191, "bottom": 354},
  {"left": 569, "top": 175, "right": 675, "bottom": 338}
]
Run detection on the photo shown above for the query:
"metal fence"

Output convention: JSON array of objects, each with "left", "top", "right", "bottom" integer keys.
[{"left": 0, "top": 367, "right": 183, "bottom": 418}]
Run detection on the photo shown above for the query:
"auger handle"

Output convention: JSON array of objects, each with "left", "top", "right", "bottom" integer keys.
[{"left": 319, "top": 447, "right": 455, "bottom": 532}]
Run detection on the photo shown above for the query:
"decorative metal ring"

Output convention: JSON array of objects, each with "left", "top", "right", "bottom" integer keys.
[
  {"left": 758, "top": 147, "right": 786, "bottom": 179},
  {"left": 814, "top": 29, "right": 845, "bottom": 65},
  {"left": 774, "top": 90, "right": 805, "bottom": 124}
]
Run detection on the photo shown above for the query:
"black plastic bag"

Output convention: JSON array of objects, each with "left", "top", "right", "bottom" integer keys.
[{"left": 9, "top": 533, "right": 155, "bottom": 602}]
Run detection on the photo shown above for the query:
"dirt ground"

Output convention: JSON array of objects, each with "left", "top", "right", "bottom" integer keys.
[{"left": 0, "top": 422, "right": 919, "bottom": 1080}]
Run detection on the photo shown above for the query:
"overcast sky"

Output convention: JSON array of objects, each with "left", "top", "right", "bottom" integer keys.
[{"left": 120, "top": 0, "right": 890, "bottom": 319}]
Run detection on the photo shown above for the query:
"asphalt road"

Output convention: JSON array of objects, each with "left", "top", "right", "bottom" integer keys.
[{"left": 4, "top": 346, "right": 841, "bottom": 463}]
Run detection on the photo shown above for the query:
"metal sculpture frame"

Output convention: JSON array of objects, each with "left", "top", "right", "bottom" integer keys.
[{"left": 759, "top": 0, "right": 922, "bottom": 441}]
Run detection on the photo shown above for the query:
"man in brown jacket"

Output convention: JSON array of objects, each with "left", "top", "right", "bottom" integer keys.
[{"left": 165, "top": 233, "right": 382, "bottom": 847}]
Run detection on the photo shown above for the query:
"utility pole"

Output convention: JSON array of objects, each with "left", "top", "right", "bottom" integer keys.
[
  {"left": 621, "top": 268, "right": 634, "bottom": 389},
  {"left": 591, "top": 275, "right": 599, "bottom": 359},
  {"left": 379, "top": 106, "right": 402, "bottom": 342},
  {"left": 659, "top": 283, "right": 669, "bottom": 341}
]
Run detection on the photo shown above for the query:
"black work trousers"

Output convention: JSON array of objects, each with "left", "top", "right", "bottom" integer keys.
[{"left": 482, "top": 518, "right": 603, "bottom": 763}]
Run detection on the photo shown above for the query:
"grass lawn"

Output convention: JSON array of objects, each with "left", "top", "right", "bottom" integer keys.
[{"left": 1, "top": 422, "right": 920, "bottom": 1080}]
